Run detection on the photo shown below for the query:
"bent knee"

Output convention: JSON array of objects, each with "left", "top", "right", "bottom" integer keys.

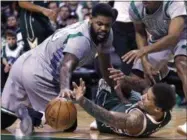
[{"left": 175, "top": 56, "right": 187, "bottom": 72}]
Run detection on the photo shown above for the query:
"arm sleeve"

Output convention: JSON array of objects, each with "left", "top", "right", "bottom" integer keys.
[
  {"left": 166, "top": 1, "right": 187, "bottom": 19},
  {"left": 63, "top": 36, "right": 90, "bottom": 60}
]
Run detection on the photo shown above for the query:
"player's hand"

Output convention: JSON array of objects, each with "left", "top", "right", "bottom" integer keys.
[
  {"left": 60, "top": 88, "right": 74, "bottom": 100},
  {"left": 142, "top": 60, "right": 158, "bottom": 84},
  {"left": 108, "top": 68, "right": 125, "bottom": 82},
  {"left": 72, "top": 78, "right": 86, "bottom": 101},
  {"left": 122, "top": 50, "right": 139, "bottom": 64},
  {"left": 42, "top": 8, "right": 57, "bottom": 21},
  {"left": 122, "top": 48, "right": 148, "bottom": 64}
]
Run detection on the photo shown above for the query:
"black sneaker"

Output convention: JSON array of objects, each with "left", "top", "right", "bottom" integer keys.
[
  {"left": 16, "top": 104, "right": 43, "bottom": 135},
  {"left": 1, "top": 107, "right": 17, "bottom": 129}
]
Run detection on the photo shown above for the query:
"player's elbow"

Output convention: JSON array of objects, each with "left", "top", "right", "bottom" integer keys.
[{"left": 125, "top": 116, "right": 143, "bottom": 135}]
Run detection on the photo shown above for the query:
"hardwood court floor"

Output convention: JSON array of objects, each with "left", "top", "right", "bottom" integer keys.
[{"left": 1, "top": 104, "right": 187, "bottom": 140}]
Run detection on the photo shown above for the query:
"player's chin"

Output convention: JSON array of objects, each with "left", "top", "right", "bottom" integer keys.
[{"left": 96, "top": 36, "right": 106, "bottom": 43}]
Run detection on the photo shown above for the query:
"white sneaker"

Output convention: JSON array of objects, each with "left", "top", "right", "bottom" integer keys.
[
  {"left": 177, "top": 122, "right": 187, "bottom": 136},
  {"left": 90, "top": 120, "right": 98, "bottom": 130},
  {"left": 96, "top": 79, "right": 111, "bottom": 98}
]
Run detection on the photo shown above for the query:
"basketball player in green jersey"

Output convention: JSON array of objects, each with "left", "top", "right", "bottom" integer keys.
[{"left": 71, "top": 78, "right": 176, "bottom": 137}]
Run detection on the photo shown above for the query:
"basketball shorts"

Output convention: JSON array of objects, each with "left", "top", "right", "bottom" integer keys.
[{"left": 132, "top": 39, "right": 187, "bottom": 79}]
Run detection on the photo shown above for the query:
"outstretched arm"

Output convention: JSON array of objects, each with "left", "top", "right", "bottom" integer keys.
[
  {"left": 97, "top": 52, "right": 114, "bottom": 87},
  {"left": 108, "top": 68, "right": 150, "bottom": 93},
  {"left": 78, "top": 96, "right": 144, "bottom": 134},
  {"left": 60, "top": 53, "right": 79, "bottom": 97},
  {"left": 18, "top": 2, "right": 56, "bottom": 21}
]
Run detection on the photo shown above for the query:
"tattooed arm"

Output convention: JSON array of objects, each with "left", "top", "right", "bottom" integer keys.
[
  {"left": 78, "top": 96, "right": 144, "bottom": 135},
  {"left": 108, "top": 68, "right": 150, "bottom": 93},
  {"left": 59, "top": 53, "right": 79, "bottom": 97},
  {"left": 122, "top": 74, "right": 150, "bottom": 93},
  {"left": 72, "top": 79, "right": 144, "bottom": 135}
]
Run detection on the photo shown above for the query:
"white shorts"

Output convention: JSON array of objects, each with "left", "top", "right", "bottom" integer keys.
[{"left": 132, "top": 39, "right": 187, "bottom": 78}]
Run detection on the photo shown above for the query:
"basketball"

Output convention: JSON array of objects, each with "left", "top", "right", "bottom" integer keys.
[{"left": 45, "top": 97, "right": 77, "bottom": 130}]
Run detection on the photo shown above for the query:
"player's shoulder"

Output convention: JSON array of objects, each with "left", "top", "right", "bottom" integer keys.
[
  {"left": 162, "top": 1, "right": 174, "bottom": 9},
  {"left": 129, "top": 1, "right": 143, "bottom": 11},
  {"left": 129, "top": 1, "right": 144, "bottom": 19}
]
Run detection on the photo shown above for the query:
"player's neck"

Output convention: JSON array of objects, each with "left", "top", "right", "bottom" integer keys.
[
  {"left": 151, "top": 111, "right": 164, "bottom": 122},
  {"left": 146, "top": 2, "right": 162, "bottom": 15}
]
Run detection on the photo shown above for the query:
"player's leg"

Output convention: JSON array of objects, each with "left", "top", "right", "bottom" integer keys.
[
  {"left": 131, "top": 49, "right": 171, "bottom": 87},
  {"left": 16, "top": 57, "right": 77, "bottom": 134},
  {"left": 1, "top": 55, "right": 31, "bottom": 129},
  {"left": 91, "top": 79, "right": 120, "bottom": 132},
  {"left": 174, "top": 40, "right": 187, "bottom": 103},
  {"left": 174, "top": 39, "right": 187, "bottom": 105}
]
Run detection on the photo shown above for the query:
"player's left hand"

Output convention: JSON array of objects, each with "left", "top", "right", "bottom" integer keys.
[{"left": 72, "top": 78, "right": 86, "bottom": 101}]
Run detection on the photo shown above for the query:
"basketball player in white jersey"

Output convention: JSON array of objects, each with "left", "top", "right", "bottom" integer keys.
[
  {"left": 1, "top": 3, "right": 118, "bottom": 134},
  {"left": 121, "top": 1, "right": 187, "bottom": 104}
]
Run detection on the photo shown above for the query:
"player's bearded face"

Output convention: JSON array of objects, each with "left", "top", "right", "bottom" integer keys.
[{"left": 90, "top": 15, "right": 113, "bottom": 42}]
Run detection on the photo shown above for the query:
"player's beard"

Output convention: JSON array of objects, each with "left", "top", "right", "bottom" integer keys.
[{"left": 90, "top": 24, "right": 109, "bottom": 44}]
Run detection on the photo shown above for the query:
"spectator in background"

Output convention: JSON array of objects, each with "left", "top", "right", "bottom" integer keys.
[
  {"left": 84, "top": 13, "right": 91, "bottom": 20},
  {"left": 6, "top": 14, "right": 18, "bottom": 32},
  {"left": 18, "top": 1, "right": 56, "bottom": 51},
  {"left": 1, "top": 30, "right": 24, "bottom": 89},
  {"left": 68, "top": 1, "right": 83, "bottom": 21},
  {"left": 2, "top": 14, "right": 24, "bottom": 56},
  {"left": 66, "top": 12, "right": 79, "bottom": 26},
  {"left": 57, "top": 5, "right": 71, "bottom": 28},
  {"left": 109, "top": 1, "right": 137, "bottom": 75},
  {"left": 81, "top": 6, "right": 90, "bottom": 20}
]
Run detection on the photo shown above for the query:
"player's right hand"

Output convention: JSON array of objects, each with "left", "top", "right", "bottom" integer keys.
[{"left": 60, "top": 89, "right": 74, "bottom": 100}]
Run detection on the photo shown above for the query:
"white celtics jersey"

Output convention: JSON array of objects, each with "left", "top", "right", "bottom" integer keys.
[
  {"left": 31, "top": 20, "right": 114, "bottom": 81},
  {"left": 129, "top": 1, "right": 187, "bottom": 42}
]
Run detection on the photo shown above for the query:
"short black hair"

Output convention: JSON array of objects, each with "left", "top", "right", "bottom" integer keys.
[
  {"left": 92, "top": 3, "right": 118, "bottom": 21},
  {"left": 152, "top": 83, "right": 176, "bottom": 111},
  {"left": 5, "top": 30, "right": 16, "bottom": 38}
]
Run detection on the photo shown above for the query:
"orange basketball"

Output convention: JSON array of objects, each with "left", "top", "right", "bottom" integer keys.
[{"left": 45, "top": 97, "right": 77, "bottom": 130}]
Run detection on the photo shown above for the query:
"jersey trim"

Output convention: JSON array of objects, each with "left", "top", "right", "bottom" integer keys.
[
  {"left": 145, "top": 112, "right": 166, "bottom": 124},
  {"left": 130, "top": 1, "right": 141, "bottom": 20},
  {"left": 63, "top": 32, "right": 84, "bottom": 44},
  {"left": 164, "top": 1, "right": 173, "bottom": 18},
  {"left": 128, "top": 108, "right": 147, "bottom": 136}
]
